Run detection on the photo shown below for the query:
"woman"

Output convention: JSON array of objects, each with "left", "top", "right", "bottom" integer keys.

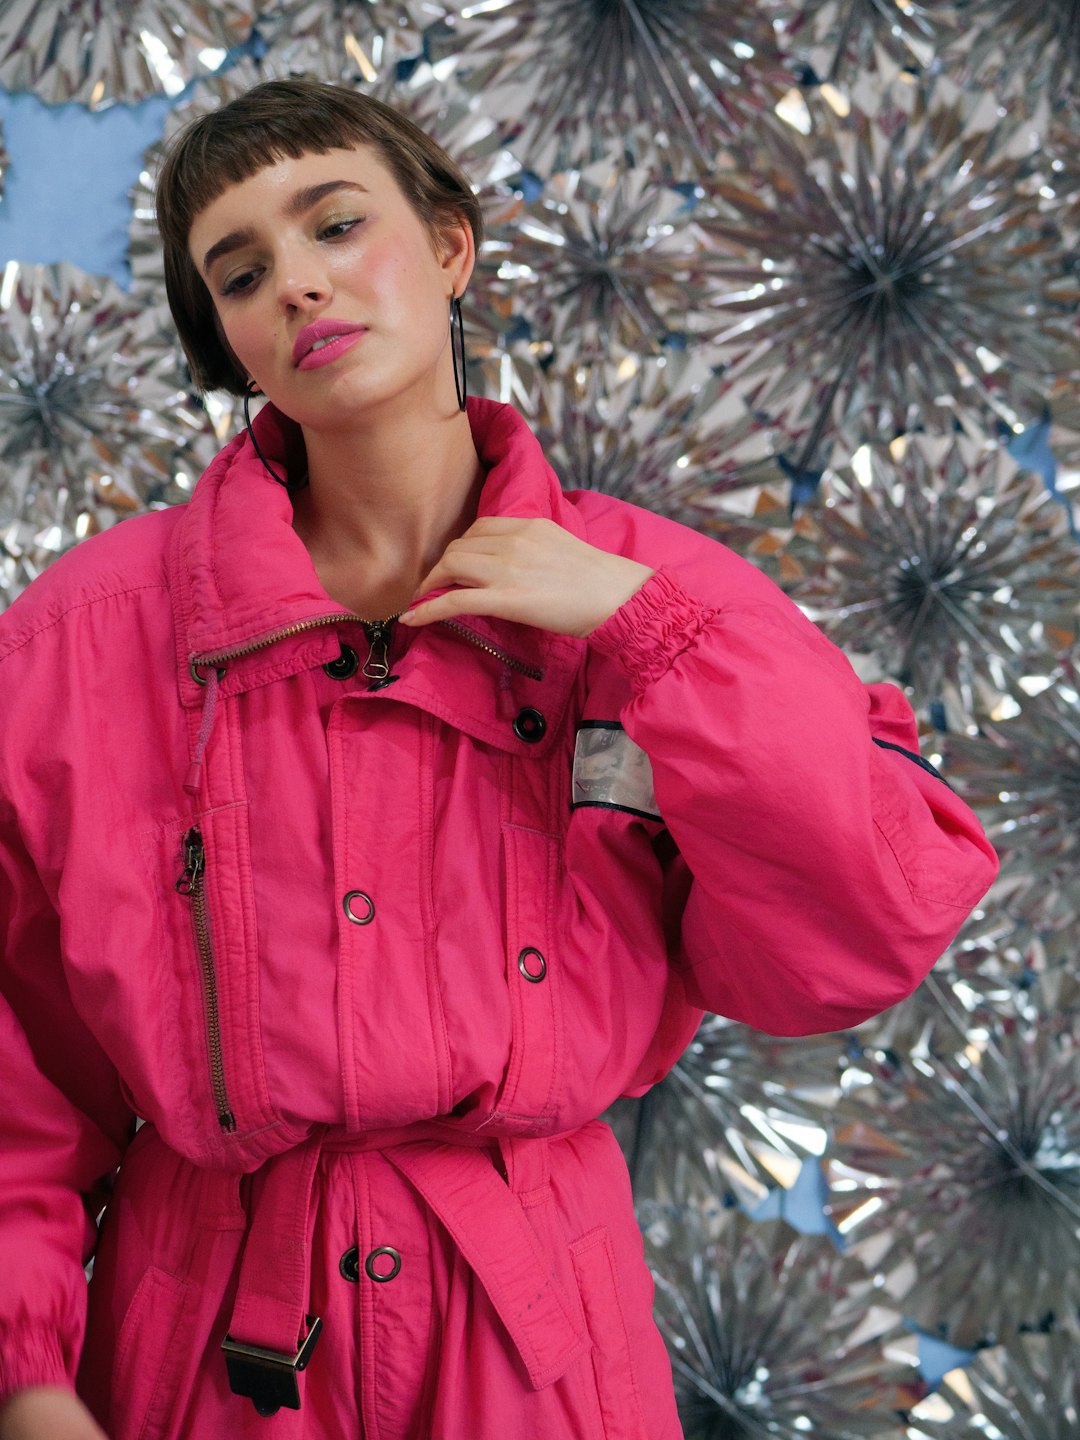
[{"left": 0, "top": 78, "right": 996, "bottom": 1440}]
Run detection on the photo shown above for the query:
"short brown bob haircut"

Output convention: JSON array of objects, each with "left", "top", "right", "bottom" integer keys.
[{"left": 155, "top": 77, "right": 484, "bottom": 396}]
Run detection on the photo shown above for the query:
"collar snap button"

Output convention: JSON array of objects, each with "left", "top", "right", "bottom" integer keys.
[
  {"left": 518, "top": 946, "right": 547, "bottom": 982},
  {"left": 513, "top": 707, "right": 546, "bottom": 743},
  {"left": 365, "top": 1247, "right": 402, "bottom": 1282},
  {"left": 343, "top": 890, "right": 375, "bottom": 925},
  {"left": 324, "top": 644, "right": 359, "bottom": 680}
]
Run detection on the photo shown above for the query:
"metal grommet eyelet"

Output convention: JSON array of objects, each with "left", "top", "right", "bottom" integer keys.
[
  {"left": 343, "top": 890, "right": 375, "bottom": 925},
  {"left": 513, "top": 707, "right": 546, "bottom": 743},
  {"left": 189, "top": 661, "right": 227, "bottom": 686},
  {"left": 324, "top": 644, "right": 359, "bottom": 680},
  {"left": 339, "top": 1247, "right": 361, "bottom": 1283},
  {"left": 517, "top": 946, "right": 547, "bottom": 983},
  {"left": 365, "top": 1246, "right": 402, "bottom": 1282}
]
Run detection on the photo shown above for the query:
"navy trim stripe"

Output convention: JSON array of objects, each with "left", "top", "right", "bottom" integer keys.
[
  {"left": 570, "top": 800, "right": 663, "bottom": 822},
  {"left": 576, "top": 720, "right": 625, "bottom": 731},
  {"left": 872, "top": 737, "right": 953, "bottom": 789}
]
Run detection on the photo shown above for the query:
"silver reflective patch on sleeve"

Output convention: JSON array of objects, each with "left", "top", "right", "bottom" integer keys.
[{"left": 572, "top": 725, "right": 661, "bottom": 820}]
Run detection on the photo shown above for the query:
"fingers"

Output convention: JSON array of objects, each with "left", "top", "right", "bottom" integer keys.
[
  {"left": 405, "top": 521, "right": 535, "bottom": 621},
  {"left": 398, "top": 517, "right": 653, "bottom": 637}
]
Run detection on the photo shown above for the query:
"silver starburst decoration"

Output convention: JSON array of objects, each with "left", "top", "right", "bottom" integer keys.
[
  {"left": 932, "top": 906, "right": 1080, "bottom": 1031},
  {"left": 0, "top": 262, "right": 215, "bottom": 607},
  {"left": 470, "top": 352, "right": 799, "bottom": 534},
  {"left": 448, "top": 0, "right": 785, "bottom": 176},
  {"left": 939, "top": 682, "right": 1080, "bottom": 929},
  {"left": 0, "top": 0, "right": 263, "bottom": 108},
  {"left": 702, "top": 85, "right": 1072, "bottom": 469},
  {"left": 607, "top": 1011, "right": 843, "bottom": 1213},
  {"left": 645, "top": 1206, "right": 922, "bottom": 1437},
  {"left": 827, "top": 1016, "right": 1080, "bottom": 1348},
  {"left": 944, "top": 0, "right": 1080, "bottom": 116},
  {"left": 907, "top": 1331, "right": 1080, "bottom": 1437},
  {"left": 252, "top": 0, "right": 452, "bottom": 89},
  {"left": 472, "top": 163, "right": 716, "bottom": 364},
  {"left": 771, "top": 0, "right": 950, "bottom": 83},
  {"left": 782, "top": 433, "right": 1080, "bottom": 717}
]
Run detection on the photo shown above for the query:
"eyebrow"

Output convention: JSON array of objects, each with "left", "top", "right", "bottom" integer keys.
[{"left": 200, "top": 180, "right": 370, "bottom": 275}]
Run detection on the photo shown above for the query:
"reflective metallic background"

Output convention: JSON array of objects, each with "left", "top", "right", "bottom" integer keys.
[{"left": 1, "top": 3, "right": 1078, "bottom": 1433}]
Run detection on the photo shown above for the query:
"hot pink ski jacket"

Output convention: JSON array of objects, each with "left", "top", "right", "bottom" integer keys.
[{"left": 0, "top": 399, "right": 996, "bottom": 1439}]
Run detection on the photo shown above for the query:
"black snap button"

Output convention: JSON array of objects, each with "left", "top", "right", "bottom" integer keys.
[
  {"left": 368, "top": 674, "right": 401, "bottom": 692},
  {"left": 513, "top": 707, "right": 546, "bottom": 743},
  {"left": 343, "top": 890, "right": 375, "bottom": 925},
  {"left": 365, "top": 1246, "right": 402, "bottom": 1282},
  {"left": 339, "top": 1247, "right": 361, "bottom": 1283},
  {"left": 324, "top": 644, "right": 359, "bottom": 680},
  {"left": 518, "top": 946, "right": 547, "bottom": 983}
]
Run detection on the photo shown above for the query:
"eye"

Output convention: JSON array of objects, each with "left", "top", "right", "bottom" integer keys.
[
  {"left": 319, "top": 215, "right": 364, "bottom": 241},
  {"left": 221, "top": 267, "right": 260, "bottom": 298}
]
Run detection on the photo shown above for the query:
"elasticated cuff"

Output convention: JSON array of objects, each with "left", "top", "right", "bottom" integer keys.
[
  {"left": 0, "top": 1325, "right": 71, "bottom": 1408},
  {"left": 588, "top": 568, "right": 716, "bottom": 694}
]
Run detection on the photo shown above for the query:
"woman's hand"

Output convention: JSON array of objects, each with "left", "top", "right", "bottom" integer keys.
[
  {"left": 400, "top": 517, "right": 654, "bottom": 639},
  {"left": 0, "top": 1387, "right": 109, "bottom": 1440}
]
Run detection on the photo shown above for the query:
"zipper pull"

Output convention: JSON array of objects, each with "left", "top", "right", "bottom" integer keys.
[
  {"left": 175, "top": 827, "right": 205, "bottom": 895},
  {"left": 361, "top": 620, "right": 393, "bottom": 680}
]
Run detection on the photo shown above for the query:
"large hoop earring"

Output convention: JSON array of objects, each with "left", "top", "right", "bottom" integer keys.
[
  {"left": 243, "top": 382, "right": 307, "bottom": 491},
  {"left": 450, "top": 295, "right": 467, "bottom": 412}
]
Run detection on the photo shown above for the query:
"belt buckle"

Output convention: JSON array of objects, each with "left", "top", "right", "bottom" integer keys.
[{"left": 221, "top": 1314, "right": 323, "bottom": 1416}]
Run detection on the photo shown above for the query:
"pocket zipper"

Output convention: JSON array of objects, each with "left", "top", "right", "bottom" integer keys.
[{"left": 176, "top": 827, "right": 236, "bottom": 1132}]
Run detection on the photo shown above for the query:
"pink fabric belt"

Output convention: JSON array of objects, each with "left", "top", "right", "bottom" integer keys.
[{"left": 222, "top": 1128, "right": 590, "bottom": 1414}]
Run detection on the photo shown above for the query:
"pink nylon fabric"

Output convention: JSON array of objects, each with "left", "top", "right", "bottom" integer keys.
[{"left": 0, "top": 399, "right": 997, "bottom": 1436}]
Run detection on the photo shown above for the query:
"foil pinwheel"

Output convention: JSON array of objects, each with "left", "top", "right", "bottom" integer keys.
[
  {"left": 644, "top": 1204, "right": 921, "bottom": 1437},
  {"left": 0, "top": 262, "right": 216, "bottom": 605},
  {"left": 0, "top": 0, "right": 263, "bottom": 107},
  {"left": 702, "top": 83, "right": 1072, "bottom": 470},
  {"left": 827, "top": 1015, "right": 1080, "bottom": 1348}
]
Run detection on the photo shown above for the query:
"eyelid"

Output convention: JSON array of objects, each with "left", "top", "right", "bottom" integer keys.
[
  {"left": 319, "top": 214, "right": 365, "bottom": 236},
  {"left": 220, "top": 267, "right": 260, "bottom": 298}
]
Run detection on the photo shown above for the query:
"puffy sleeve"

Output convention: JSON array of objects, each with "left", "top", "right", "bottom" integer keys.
[
  {"left": 588, "top": 564, "right": 998, "bottom": 1036},
  {"left": 0, "top": 806, "right": 133, "bottom": 1404}
]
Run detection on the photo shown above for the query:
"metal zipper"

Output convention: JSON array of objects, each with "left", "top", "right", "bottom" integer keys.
[
  {"left": 438, "top": 620, "right": 543, "bottom": 680},
  {"left": 191, "top": 614, "right": 543, "bottom": 682},
  {"left": 175, "top": 827, "right": 236, "bottom": 1132},
  {"left": 360, "top": 616, "right": 401, "bottom": 680}
]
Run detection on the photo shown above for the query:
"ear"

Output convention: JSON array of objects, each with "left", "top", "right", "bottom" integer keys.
[{"left": 435, "top": 212, "right": 476, "bottom": 299}]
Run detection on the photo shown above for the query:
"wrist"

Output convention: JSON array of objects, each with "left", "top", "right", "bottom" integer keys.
[{"left": 582, "top": 556, "right": 655, "bottom": 638}]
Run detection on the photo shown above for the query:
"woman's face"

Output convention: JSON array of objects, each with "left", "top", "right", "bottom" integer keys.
[{"left": 187, "top": 145, "right": 473, "bottom": 429}]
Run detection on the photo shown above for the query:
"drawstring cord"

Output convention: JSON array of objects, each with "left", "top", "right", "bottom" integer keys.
[{"left": 185, "top": 667, "right": 221, "bottom": 796}]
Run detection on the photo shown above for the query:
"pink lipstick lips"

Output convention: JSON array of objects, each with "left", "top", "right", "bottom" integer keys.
[{"left": 293, "top": 318, "right": 367, "bottom": 370}]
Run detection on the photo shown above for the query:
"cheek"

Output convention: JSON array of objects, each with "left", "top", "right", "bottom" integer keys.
[
  {"left": 340, "top": 236, "right": 444, "bottom": 322},
  {"left": 216, "top": 310, "right": 266, "bottom": 375}
]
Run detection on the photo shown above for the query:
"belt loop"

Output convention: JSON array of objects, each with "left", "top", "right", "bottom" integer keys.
[
  {"left": 498, "top": 1134, "right": 550, "bottom": 1200},
  {"left": 222, "top": 1134, "right": 324, "bottom": 1416}
]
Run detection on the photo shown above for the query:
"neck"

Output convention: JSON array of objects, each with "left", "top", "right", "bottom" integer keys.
[{"left": 290, "top": 401, "right": 484, "bottom": 619}]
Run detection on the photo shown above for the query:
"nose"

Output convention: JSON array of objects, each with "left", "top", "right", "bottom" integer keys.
[{"left": 275, "top": 245, "right": 333, "bottom": 312}]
